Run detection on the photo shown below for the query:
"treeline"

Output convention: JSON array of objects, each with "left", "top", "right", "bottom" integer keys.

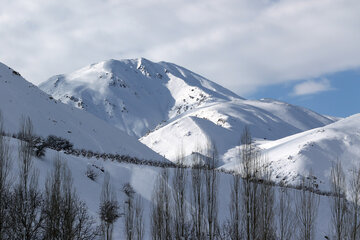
[{"left": 5, "top": 128, "right": 177, "bottom": 169}]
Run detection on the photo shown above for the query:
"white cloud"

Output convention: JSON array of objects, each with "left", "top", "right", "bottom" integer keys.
[
  {"left": 0, "top": 0, "right": 359, "bottom": 96},
  {"left": 292, "top": 79, "right": 334, "bottom": 96}
]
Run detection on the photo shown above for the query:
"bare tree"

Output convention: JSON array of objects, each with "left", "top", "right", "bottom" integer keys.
[
  {"left": 151, "top": 182, "right": 162, "bottom": 240},
  {"left": 18, "top": 116, "right": 35, "bottom": 193},
  {"left": 191, "top": 153, "right": 205, "bottom": 240},
  {"left": 258, "top": 161, "right": 275, "bottom": 240},
  {"left": 61, "top": 160, "right": 96, "bottom": 240},
  {"left": 277, "top": 183, "right": 295, "bottom": 240},
  {"left": 7, "top": 117, "right": 44, "bottom": 240},
  {"left": 43, "top": 156, "right": 97, "bottom": 240},
  {"left": 229, "top": 146, "right": 242, "bottom": 240},
  {"left": 349, "top": 166, "right": 360, "bottom": 240},
  {"left": 204, "top": 143, "right": 219, "bottom": 240},
  {"left": 330, "top": 160, "right": 349, "bottom": 240},
  {"left": 161, "top": 168, "right": 172, "bottom": 240},
  {"left": 75, "top": 201, "right": 98, "bottom": 240},
  {"left": 172, "top": 153, "right": 189, "bottom": 240},
  {"left": 0, "top": 111, "right": 12, "bottom": 239},
  {"left": 151, "top": 168, "right": 172, "bottom": 240},
  {"left": 123, "top": 183, "right": 143, "bottom": 240},
  {"left": 134, "top": 195, "right": 144, "bottom": 240},
  {"left": 123, "top": 183, "right": 135, "bottom": 240},
  {"left": 295, "top": 175, "right": 320, "bottom": 240},
  {"left": 151, "top": 188, "right": 162, "bottom": 240},
  {"left": 43, "top": 156, "right": 62, "bottom": 239},
  {"left": 241, "top": 126, "right": 260, "bottom": 240},
  {"left": 229, "top": 173, "right": 242, "bottom": 240},
  {"left": 59, "top": 160, "right": 78, "bottom": 240},
  {"left": 100, "top": 172, "right": 120, "bottom": 240},
  {"left": 9, "top": 170, "right": 44, "bottom": 240}
]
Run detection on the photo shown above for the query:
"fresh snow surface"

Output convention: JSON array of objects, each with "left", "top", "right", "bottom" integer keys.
[
  {"left": 5, "top": 137, "right": 333, "bottom": 240},
  {"left": 222, "top": 113, "right": 360, "bottom": 191},
  {"left": 39, "top": 58, "right": 335, "bottom": 163},
  {"left": 140, "top": 98, "right": 335, "bottom": 162},
  {"left": 40, "top": 58, "right": 240, "bottom": 137},
  {"left": 0, "top": 62, "right": 165, "bottom": 161}
]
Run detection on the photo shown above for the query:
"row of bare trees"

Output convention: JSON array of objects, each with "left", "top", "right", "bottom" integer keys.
[
  {"left": 149, "top": 127, "right": 322, "bottom": 240},
  {"left": 98, "top": 175, "right": 145, "bottom": 240},
  {"left": 0, "top": 114, "right": 97, "bottom": 240},
  {"left": 0, "top": 113, "right": 147, "bottom": 240},
  {"left": 229, "top": 127, "right": 287, "bottom": 240},
  {"left": 150, "top": 145, "right": 219, "bottom": 240},
  {"left": 329, "top": 160, "right": 360, "bottom": 240}
]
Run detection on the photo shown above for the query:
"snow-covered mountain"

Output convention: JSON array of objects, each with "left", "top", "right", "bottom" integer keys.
[
  {"left": 1, "top": 58, "right": 356, "bottom": 239},
  {"left": 140, "top": 98, "right": 335, "bottom": 161},
  {"left": 0, "top": 62, "right": 165, "bottom": 161},
  {"left": 222, "top": 113, "right": 360, "bottom": 191},
  {"left": 40, "top": 58, "right": 240, "bottom": 137},
  {"left": 40, "top": 58, "right": 335, "bottom": 162}
]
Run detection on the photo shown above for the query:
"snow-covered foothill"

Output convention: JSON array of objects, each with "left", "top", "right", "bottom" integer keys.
[
  {"left": 222, "top": 113, "right": 360, "bottom": 191},
  {"left": 0, "top": 62, "right": 165, "bottom": 161},
  {"left": 140, "top": 98, "right": 335, "bottom": 162},
  {"left": 4, "top": 136, "right": 333, "bottom": 240}
]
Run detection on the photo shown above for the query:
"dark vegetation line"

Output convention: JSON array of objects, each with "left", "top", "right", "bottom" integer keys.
[
  {"left": 4, "top": 132, "right": 178, "bottom": 168},
  {"left": 2, "top": 127, "right": 335, "bottom": 197}
]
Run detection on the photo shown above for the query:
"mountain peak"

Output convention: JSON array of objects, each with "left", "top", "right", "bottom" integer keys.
[
  {"left": 40, "top": 58, "right": 335, "bottom": 162},
  {"left": 137, "top": 57, "right": 152, "bottom": 66},
  {"left": 40, "top": 58, "right": 242, "bottom": 137}
]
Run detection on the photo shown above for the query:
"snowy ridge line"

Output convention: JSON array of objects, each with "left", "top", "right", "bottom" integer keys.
[{"left": 4, "top": 131, "right": 337, "bottom": 198}]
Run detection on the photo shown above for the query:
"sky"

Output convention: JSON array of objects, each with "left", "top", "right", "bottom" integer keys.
[
  {"left": 0, "top": 0, "right": 359, "bottom": 117},
  {"left": 249, "top": 68, "right": 360, "bottom": 117}
]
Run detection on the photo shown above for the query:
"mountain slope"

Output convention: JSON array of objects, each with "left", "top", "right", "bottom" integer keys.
[
  {"left": 4, "top": 136, "right": 332, "bottom": 240},
  {"left": 140, "top": 98, "right": 335, "bottom": 161},
  {"left": 40, "top": 58, "right": 241, "bottom": 137},
  {"left": 40, "top": 58, "right": 335, "bottom": 162},
  {"left": 222, "top": 113, "right": 360, "bottom": 191},
  {"left": 0, "top": 62, "right": 165, "bottom": 161}
]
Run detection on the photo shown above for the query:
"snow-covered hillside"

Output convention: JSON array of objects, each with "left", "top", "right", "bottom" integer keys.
[
  {"left": 222, "top": 113, "right": 360, "bottom": 191},
  {"left": 0, "top": 62, "right": 165, "bottom": 161},
  {"left": 40, "top": 58, "right": 240, "bottom": 137},
  {"left": 140, "top": 98, "right": 335, "bottom": 162},
  {"left": 40, "top": 58, "right": 335, "bottom": 162},
  {"left": 4, "top": 137, "right": 333, "bottom": 240}
]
